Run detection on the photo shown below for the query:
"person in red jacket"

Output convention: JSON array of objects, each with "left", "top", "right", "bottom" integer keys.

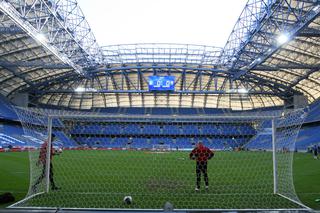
[
  {"left": 31, "top": 134, "right": 59, "bottom": 192},
  {"left": 190, "top": 141, "right": 214, "bottom": 191}
]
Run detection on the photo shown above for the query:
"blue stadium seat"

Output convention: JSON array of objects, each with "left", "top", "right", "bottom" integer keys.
[
  {"left": 296, "top": 125, "right": 320, "bottom": 150},
  {"left": 0, "top": 95, "right": 18, "bottom": 121}
]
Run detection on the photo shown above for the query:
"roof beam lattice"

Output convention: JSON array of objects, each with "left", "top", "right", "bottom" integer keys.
[
  {"left": 220, "top": 0, "right": 320, "bottom": 75},
  {"left": 0, "top": 0, "right": 104, "bottom": 75}
]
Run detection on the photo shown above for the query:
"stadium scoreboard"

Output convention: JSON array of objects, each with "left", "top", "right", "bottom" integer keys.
[{"left": 148, "top": 76, "right": 175, "bottom": 91}]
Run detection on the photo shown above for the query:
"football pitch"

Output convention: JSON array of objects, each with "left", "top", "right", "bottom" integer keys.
[{"left": 0, "top": 150, "right": 319, "bottom": 210}]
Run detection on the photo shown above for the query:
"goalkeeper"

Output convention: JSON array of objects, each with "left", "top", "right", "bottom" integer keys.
[
  {"left": 189, "top": 141, "right": 214, "bottom": 191},
  {"left": 31, "top": 134, "right": 59, "bottom": 192}
]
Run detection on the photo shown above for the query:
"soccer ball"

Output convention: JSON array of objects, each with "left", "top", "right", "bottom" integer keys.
[
  {"left": 53, "top": 146, "right": 63, "bottom": 155},
  {"left": 123, "top": 196, "right": 132, "bottom": 205}
]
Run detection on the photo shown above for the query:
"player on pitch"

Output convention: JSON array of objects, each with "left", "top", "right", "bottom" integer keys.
[
  {"left": 31, "top": 133, "right": 60, "bottom": 192},
  {"left": 313, "top": 144, "right": 319, "bottom": 159},
  {"left": 190, "top": 141, "right": 214, "bottom": 191}
]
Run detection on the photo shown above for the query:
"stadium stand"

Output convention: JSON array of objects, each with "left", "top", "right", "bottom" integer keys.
[
  {"left": 304, "top": 100, "right": 320, "bottom": 123},
  {"left": 53, "top": 131, "right": 77, "bottom": 148},
  {"left": 65, "top": 120, "right": 257, "bottom": 150},
  {"left": 245, "top": 131, "right": 272, "bottom": 150},
  {"left": 0, "top": 122, "right": 44, "bottom": 148},
  {"left": 0, "top": 95, "right": 18, "bottom": 121},
  {"left": 296, "top": 125, "right": 320, "bottom": 151},
  {"left": 94, "top": 107, "right": 226, "bottom": 115},
  {"left": 1, "top": 101, "right": 319, "bottom": 152}
]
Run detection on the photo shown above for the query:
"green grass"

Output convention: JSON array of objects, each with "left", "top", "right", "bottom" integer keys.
[
  {"left": 293, "top": 152, "right": 320, "bottom": 210},
  {"left": 0, "top": 150, "right": 319, "bottom": 210},
  {"left": 0, "top": 152, "right": 29, "bottom": 208}
]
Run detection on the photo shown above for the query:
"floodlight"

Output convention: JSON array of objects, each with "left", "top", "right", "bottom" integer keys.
[
  {"left": 277, "top": 33, "right": 289, "bottom": 45},
  {"left": 75, "top": 87, "right": 85, "bottom": 92},
  {"left": 35, "top": 33, "right": 48, "bottom": 43},
  {"left": 229, "top": 88, "right": 249, "bottom": 94},
  {"left": 238, "top": 88, "right": 248, "bottom": 94},
  {"left": 313, "top": 5, "right": 319, "bottom": 11}
]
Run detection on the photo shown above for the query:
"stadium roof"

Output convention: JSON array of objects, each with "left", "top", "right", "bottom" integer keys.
[{"left": 0, "top": 0, "right": 320, "bottom": 110}]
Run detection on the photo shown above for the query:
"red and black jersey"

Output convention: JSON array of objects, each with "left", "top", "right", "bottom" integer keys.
[
  {"left": 190, "top": 143, "right": 214, "bottom": 162},
  {"left": 38, "top": 140, "right": 54, "bottom": 165}
]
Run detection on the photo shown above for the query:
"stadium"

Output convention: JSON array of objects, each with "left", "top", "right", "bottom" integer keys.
[{"left": 0, "top": 0, "right": 320, "bottom": 212}]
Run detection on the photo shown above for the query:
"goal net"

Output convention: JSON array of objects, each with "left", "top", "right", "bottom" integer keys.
[{"left": 11, "top": 107, "right": 309, "bottom": 210}]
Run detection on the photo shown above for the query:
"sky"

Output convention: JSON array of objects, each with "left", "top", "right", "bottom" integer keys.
[{"left": 77, "top": 0, "right": 247, "bottom": 48}]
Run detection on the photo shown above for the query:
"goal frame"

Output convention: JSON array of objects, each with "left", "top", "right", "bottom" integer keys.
[{"left": 9, "top": 112, "right": 311, "bottom": 210}]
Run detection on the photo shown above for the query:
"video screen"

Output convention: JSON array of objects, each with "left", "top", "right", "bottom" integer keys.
[{"left": 148, "top": 76, "right": 175, "bottom": 91}]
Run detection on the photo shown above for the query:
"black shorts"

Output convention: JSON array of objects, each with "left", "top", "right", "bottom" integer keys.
[{"left": 196, "top": 161, "right": 208, "bottom": 172}]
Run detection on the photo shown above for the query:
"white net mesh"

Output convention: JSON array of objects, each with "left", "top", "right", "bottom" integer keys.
[{"left": 12, "top": 107, "right": 307, "bottom": 210}]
